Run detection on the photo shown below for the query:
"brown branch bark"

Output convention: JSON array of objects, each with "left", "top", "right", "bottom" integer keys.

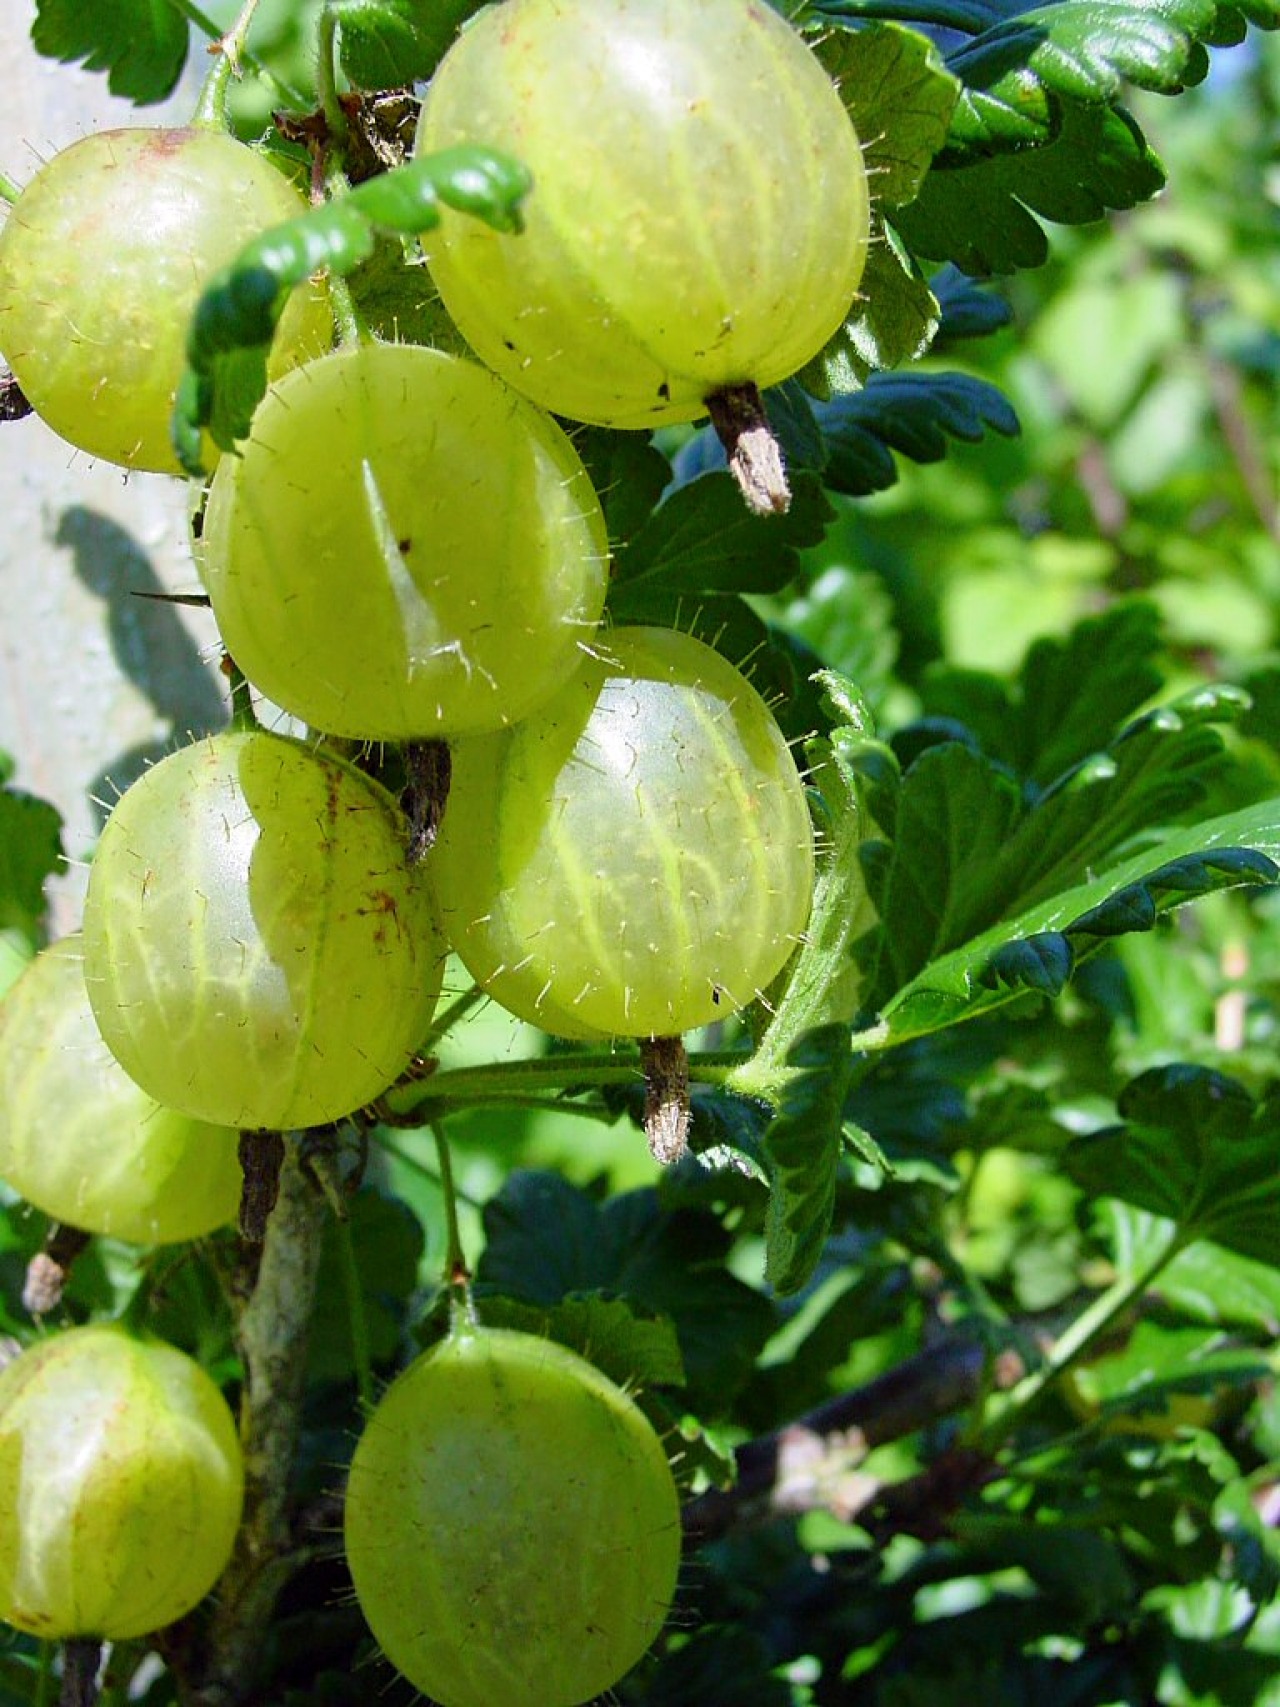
[
  {"left": 186, "top": 1139, "right": 328, "bottom": 1706},
  {"left": 683, "top": 1334, "right": 1018, "bottom": 1547}
]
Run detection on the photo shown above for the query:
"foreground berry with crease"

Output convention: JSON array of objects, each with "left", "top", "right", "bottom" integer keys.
[{"left": 432, "top": 626, "right": 816, "bottom": 1041}]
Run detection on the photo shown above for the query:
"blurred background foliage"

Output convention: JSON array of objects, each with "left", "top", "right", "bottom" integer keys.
[{"left": 2, "top": 11, "right": 1279, "bottom": 1706}]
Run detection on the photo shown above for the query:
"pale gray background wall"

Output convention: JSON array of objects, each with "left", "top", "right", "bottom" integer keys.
[{"left": 0, "top": 9, "right": 228, "bottom": 934}]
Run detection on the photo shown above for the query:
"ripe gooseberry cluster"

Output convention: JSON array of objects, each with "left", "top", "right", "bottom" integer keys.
[{"left": 0, "top": 0, "right": 870, "bottom": 1698}]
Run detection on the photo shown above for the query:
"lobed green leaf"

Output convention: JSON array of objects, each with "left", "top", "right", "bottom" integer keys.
[
  {"left": 476, "top": 1171, "right": 775, "bottom": 1414},
  {"left": 815, "top": 369, "right": 1020, "bottom": 494},
  {"left": 609, "top": 471, "right": 833, "bottom": 606},
  {"left": 31, "top": 0, "right": 188, "bottom": 104},
  {"left": 895, "top": 99, "right": 1166, "bottom": 272},
  {"left": 1066, "top": 1066, "right": 1280, "bottom": 1265},
  {"left": 333, "top": 0, "right": 482, "bottom": 87},
  {"left": 869, "top": 796, "right": 1280, "bottom": 1044},
  {"left": 817, "top": 22, "right": 960, "bottom": 208}
]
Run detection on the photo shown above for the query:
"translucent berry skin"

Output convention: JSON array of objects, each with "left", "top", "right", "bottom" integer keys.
[
  {"left": 200, "top": 343, "right": 609, "bottom": 741},
  {"left": 417, "top": 0, "right": 869, "bottom": 428},
  {"left": 82, "top": 731, "right": 445, "bottom": 1131},
  {"left": 344, "top": 1327, "right": 681, "bottom": 1707},
  {"left": 0, "top": 936, "right": 241, "bottom": 1244},
  {"left": 0, "top": 1324, "right": 243, "bottom": 1640},
  {"left": 0, "top": 126, "right": 329, "bottom": 474},
  {"left": 431, "top": 627, "right": 815, "bottom": 1039}
]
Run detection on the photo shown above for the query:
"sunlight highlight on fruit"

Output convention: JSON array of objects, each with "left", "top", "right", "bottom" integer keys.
[
  {"left": 82, "top": 731, "right": 445, "bottom": 1130},
  {"left": 418, "top": 0, "right": 870, "bottom": 427},
  {"left": 432, "top": 626, "right": 816, "bottom": 1038},
  {"left": 0, "top": 126, "right": 329, "bottom": 473},
  {"left": 200, "top": 342, "right": 609, "bottom": 739},
  {"left": 0, "top": 1324, "right": 243, "bottom": 1640}
]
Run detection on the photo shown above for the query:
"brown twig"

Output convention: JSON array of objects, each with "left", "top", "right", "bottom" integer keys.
[
  {"left": 59, "top": 1638, "right": 102, "bottom": 1707},
  {"left": 683, "top": 1335, "right": 1013, "bottom": 1547},
  {"left": 188, "top": 1140, "right": 328, "bottom": 1706}
]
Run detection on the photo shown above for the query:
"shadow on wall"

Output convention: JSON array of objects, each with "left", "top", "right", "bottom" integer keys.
[{"left": 56, "top": 505, "right": 227, "bottom": 828}]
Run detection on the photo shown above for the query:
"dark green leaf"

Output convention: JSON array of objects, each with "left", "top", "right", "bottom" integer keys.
[
  {"left": 949, "top": 1514, "right": 1136, "bottom": 1620},
  {"left": 895, "top": 100, "right": 1165, "bottom": 274},
  {"left": 641, "top": 1626, "right": 793, "bottom": 1707},
  {"left": 921, "top": 601, "right": 1166, "bottom": 787},
  {"left": 174, "top": 146, "right": 531, "bottom": 472},
  {"left": 869, "top": 795, "right": 1280, "bottom": 1044},
  {"left": 932, "top": 265, "right": 1015, "bottom": 343},
  {"left": 762, "top": 1026, "right": 857, "bottom": 1295},
  {"left": 945, "top": 0, "right": 1217, "bottom": 154},
  {"left": 308, "top": 1190, "right": 424, "bottom": 1383},
  {"left": 807, "top": 225, "right": 942, "bottom": 392},
  {"left": 1066, "top": 1066, "right": 1280, "bottom": 1263},
  {"left": 861, "top": 742, "right": 1024, "bottom": 1003},
  {"left": 476, "top": 1292, "right": 686, "bottom": 1392},
  {"left": 334, "top": 0, "right": 481, "bottom": 86},
  {"left": 32, "top": 0, "right": 188, "bottom": 103},
  {"left": 572, "top": 428, "right": 674, "bottom": 550},
  {"left": 608, "top": 471, "right": 832, "bottom": 606},
  {"left": 476, "top": 1172, "right": 774, "bottom": 1412},
  {"left": 819, "top": 22, "right": 960, "bottom": 207},
  {"left": 0, "top": 784, "right": 63, "bottom": 945},
  {"left": 817, "top": 370, "right": 1020, "bottom": 496}
]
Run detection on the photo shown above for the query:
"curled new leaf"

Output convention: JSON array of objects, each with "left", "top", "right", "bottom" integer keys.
[{"left": 172, "top": 146, "right": 531, "bottom": 474}]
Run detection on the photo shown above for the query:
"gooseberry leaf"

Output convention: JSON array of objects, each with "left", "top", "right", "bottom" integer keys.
[
  {"left": 333, "top": 0, "right": 480, "bottom": 85},
  {"left": 895, "top": 100, "right": 1166, "bottom": 273},
  {"left": 573, "top": 429, "right": 674, "bottom": 549},
  {"left": 476, "top": 1172, "right": 774, "bottom": 1412},
  {"left": 608, "top": 471, "right": 833, "bottom": 605},
  {"left": 814, "top": 370, "right": 1020, "bottom": 495},
  {"left": 761, "top": 1026, "right": 859, "bottom": 1297},
  {"left": 931, "top": 265, "right": 1014, "bottom": 343},
  {"left": 308, "top": 1190, "right": 424, "bottom": 1383},
  {"left": 921, "top": 601, "right": 1165, "bottom": 787},
  {"left": 867, "top": 796, "right": 1280, "bottom": 1045},
  {"left": 806, "top": 223, "right": 942, "bottom": 392},
  {"left": 474, "top": 1293, "right": 686, "bottom": 1392},
  {"left": 807, "top": 0, "right": 1277, "bottom": 154},
  {"left": 817, "top": 22, "right": 960, "bottom": 207},
  {"left": 0, "top": 778, "right": 63, "bottom": 946},
  {"left": 31, "top": 0, "right": 188, "bottom": 103},
  {"left": 174, "top": 146, "right": 531, "bottom": 472},
  {"left": 1066, "top": 1067, "right": 1280, "bottom": 1265},
  {"left": 861, "top": 651, "right": 1252, "bottom": 1006}
]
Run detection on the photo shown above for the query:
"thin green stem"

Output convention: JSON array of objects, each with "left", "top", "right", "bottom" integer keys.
[
  {"left": 316, "top": 8, "right": 349, "bottom": 145},
  {"left": 333, "top": 1214, "right": 375, "bottom": 1413},
  {"left": 372, "top": 1130, "right": 487, "bottom": 1211},
  {"left": 382, "top": 1047, "right": 743, "bottom": 1121},
  {"left": 432, "top": 1123, "right": 477, "bottom": 1330},
  {"left": 418, "top": 982, "right": 486, "bottom": 1054},
  {"left": 34, "top": 1642, "right": 53, "bottom": 1707},
  {"left": 973, "top": 1229, "right": 1186, "bottom": 1452},
  {"left": 225, "top": 660, "right": 257, "bottom": 731},
  {"left": 327, "top": 272, "right": 365, "bottom": 347},
  {"left": 0, "top": 172, "right": 21, "bottom": 206},
  {"left": 171, "top": 0, "right": 312, "bottom": 110}
]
